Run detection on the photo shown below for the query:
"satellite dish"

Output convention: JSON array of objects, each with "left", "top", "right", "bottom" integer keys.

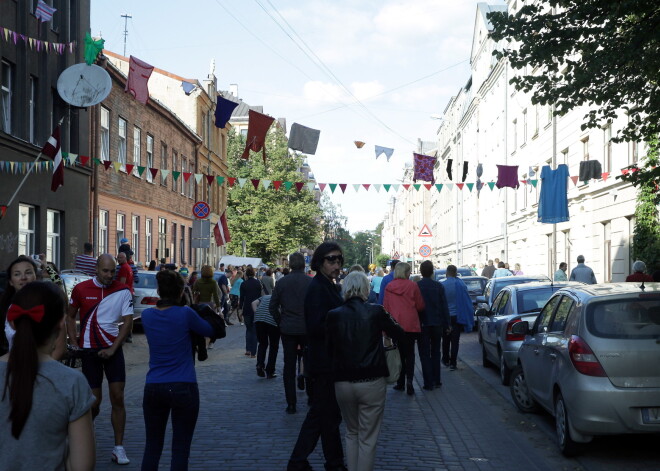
[{"left": 57, "top": 63, "right": 112, "bottom": 107}]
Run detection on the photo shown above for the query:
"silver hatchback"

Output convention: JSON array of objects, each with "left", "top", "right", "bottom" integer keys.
[{"left": 509, "top": 283, "right": 660, "bottom": 456}]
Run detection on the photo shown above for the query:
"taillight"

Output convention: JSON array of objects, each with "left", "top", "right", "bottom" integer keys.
[
  {"left": 141, "top": 297, "right": 159, "bottom": 305},
  {"left": 568, "top": 335, "right": 607, "bottom": 377},
  {"left": 506, "top": 319, "right": 525, "bottom": 341}
]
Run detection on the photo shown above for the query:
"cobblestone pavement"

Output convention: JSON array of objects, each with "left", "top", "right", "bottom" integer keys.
[{"left": 90, "top": 325, "right": 657, "bottom": 470}]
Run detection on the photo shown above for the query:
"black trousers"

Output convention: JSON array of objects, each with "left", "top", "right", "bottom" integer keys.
[
  {"left": 255, "top": 322, "right": 280, "bottom": 375},
  {"left": 419, "top": 325, "right": 443, "bottom": 387},
  {"left": 442, "top": 316, "right": 462, "bottom": 367},
  {"left": 396, "top": 332, "right": 420, "bottom": 387},
  {"left": 281, "top": 333, "right": 306, "bottom": 407},
  {"left": 288, "top": 375, "right": 344, "bottom": 471}
]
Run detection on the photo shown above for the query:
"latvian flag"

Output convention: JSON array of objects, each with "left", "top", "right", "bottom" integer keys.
[
  {"left": 214, "top": 211, "right": 231, "bottom": 247},
  {"left": 35, "top": 0, "right": 57, "bottom": 22},
  {"left": 42, "top": 126, "right": 64, "bottom": 191}
]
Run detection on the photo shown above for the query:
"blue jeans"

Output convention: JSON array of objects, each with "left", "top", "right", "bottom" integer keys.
[
  {"left": 244, "top": 312, "right": 258, "bottom": 355},
  {"left": 142, "top": 382, "right": 200, "bottom": 471}
]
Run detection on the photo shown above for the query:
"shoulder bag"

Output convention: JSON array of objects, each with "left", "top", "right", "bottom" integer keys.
[{"left": 383, "top": 336, "right": 401, "bottom": 384}]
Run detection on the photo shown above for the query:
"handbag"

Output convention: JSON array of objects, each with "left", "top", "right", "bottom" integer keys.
[{"left": 383, "top": 336, "right": 401, "bottom": 384}]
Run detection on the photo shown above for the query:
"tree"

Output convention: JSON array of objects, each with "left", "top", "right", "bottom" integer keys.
[
  {"left": 375, "top": 253, "right": 390, "bottom": 269},
  {"left": 319, "top": 195, "right": 347, "bottom": 241},
  {"left": 225, "top": 127, "right": 322, "bottom": 264}
]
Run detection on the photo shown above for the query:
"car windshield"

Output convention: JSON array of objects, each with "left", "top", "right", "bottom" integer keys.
[
  {"left": 587, "top": 297, "right": 660, "bottom": 339},
  {"left": 516, "top": 288, "right": 556, "bottom": 313},
  {"left": 464, "top": 279, "right": 485, "bottom": 294},
  {"left": 492, "top": 278, "right": 540, "bottom": 299},
  {"left": 135, "top": 273, "right": 157, "bottom": 289}
]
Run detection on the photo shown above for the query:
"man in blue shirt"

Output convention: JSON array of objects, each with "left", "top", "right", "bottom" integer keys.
[
  {"left": 441, "top": 265, "right": 474, "bottom": 371},
  {"left": 569, "top": 255, "right": 597, "bottom": 284},
  {"left": 377, "top": 259, "right": 399, "bottom": 305}
]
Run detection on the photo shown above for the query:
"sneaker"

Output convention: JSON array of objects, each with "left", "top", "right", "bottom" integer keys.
[
  {"left": 449, "top": 365, "right": 457, "bottom": 371},
  {"left": 112, "top": 446, "right": 130, "bottom": 465},
  {"left": 207, "top": 343, "right": 214, "bottom": 350}
]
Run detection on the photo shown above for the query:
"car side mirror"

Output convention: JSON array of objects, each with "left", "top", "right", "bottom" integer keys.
[
  {"left": 511, "top": 321, "right": 529, "bottom": 336},
  {"left": 475, "top": 308, "right": 488, "bottom": 317}
]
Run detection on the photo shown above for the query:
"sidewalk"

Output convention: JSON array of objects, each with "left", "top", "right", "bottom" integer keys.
[{"left": 93, "top": 325, "right": 571, "bottom": 471}]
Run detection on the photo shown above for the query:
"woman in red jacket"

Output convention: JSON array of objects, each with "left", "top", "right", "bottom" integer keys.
[{"left": 383, "top": 262, "right": 425, "bottom": 395}]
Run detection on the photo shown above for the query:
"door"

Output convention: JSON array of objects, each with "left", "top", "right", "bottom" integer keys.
[{"left": 482, "top": 291, "right": 508, "bottom": 359}]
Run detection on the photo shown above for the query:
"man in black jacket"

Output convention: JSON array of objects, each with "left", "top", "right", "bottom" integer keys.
[
  {"left": 288, "top": 242, "right": 347, "bottom": 471},
  {"left": 270, "top": 252, "right": 312, "bottom": 414}
]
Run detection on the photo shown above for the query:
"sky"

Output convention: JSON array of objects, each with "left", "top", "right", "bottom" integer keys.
[{"left": 91, "top": 0, "right": 503, "bottom": 234}]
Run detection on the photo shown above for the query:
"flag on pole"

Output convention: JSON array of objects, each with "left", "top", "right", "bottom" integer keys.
[
  {"left": 35, "top": 0, "right": 56, "bottom": 22},
  {"left": 214, "top": 211, "right": 231, "bottom": 246},
  {"left": 42, "top": 126, "right": 63, "bottom": 191}
]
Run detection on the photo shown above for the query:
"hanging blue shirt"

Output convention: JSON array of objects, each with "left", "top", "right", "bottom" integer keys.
[{"left": 538, "top": 164, "right": 569, "bottom": 223}]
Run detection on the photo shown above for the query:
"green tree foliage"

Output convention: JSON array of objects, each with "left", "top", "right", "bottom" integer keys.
[
  {"left": 225, "top": 127, "right": 322, "bottom": 264},
  {"left": 375, "top": 253, "right": 390, "bottom": 268},
  {"left": 319, "top": 195, "right": 347, "bottom": 241}
]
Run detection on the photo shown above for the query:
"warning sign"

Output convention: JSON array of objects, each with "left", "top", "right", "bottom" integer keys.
[
  {"left": 418, "top": 224, "right": 432, "bottom": 237},
  {"left": 393, "top": 251, "right": 400, "bottom": 259}
]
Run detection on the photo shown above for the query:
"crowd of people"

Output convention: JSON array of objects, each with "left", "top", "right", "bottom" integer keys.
[{"left": 1, "top": 241, "right": 658, "bottom": 471}]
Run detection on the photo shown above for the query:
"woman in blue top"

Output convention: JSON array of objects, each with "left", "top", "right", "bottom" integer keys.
[{"left": 140, "top": 270, "right": 214, "bottom": 471}]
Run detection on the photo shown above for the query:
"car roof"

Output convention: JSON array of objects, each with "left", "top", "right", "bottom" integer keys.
[
  {"left": 460, "top": 276, "right": 487, "bottom": 281},
  {"left": 504, "top": 281, "right": 583, "bottom": 292},
  {"left": 556, "top": 282, "right": 660, "bottom": 301},
  {"left": 490, "top": 275, "right": 549, "bottom": 283}
]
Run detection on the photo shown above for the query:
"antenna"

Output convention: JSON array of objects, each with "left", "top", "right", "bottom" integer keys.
[{"left": 121, "top": 13, "right": 132, "bottom": 57}]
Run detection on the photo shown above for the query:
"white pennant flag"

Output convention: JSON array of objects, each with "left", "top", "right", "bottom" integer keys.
[
  {"left": 262, "top": 179, "right": 271, "bottom": 190},
  {"left": 352, "top": 184, "right": 360, "bottom": 192},
  {"left": 238, "top": 178, "right": 247, "bottom": 188},
  {"left": 306, "top": 182, "right": 315, "bottom": 191}
]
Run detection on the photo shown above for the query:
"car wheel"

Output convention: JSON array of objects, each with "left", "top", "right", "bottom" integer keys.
[
  {"left": 510, "top": 366, "right": 539, "bottom": 413},
  {"left": 482, "top": 343, "right": 490, "bottom": 367},
  {"left": 499, "top": 351, "right": 511, "bottom": 385},
  {"left": 555, "top": 393, "right": 582, "bottom": 457}
]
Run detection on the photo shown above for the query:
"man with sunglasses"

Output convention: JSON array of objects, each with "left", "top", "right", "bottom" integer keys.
[{"left": 288, "top": 242, "right": 347, "bottom": 471}]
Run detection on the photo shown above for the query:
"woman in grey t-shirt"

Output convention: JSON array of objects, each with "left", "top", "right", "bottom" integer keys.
[{"left": 0, "top": 281, "right": 95, "bottom": 471}]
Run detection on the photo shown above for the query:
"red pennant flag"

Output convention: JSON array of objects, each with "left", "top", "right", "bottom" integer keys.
[
  {"left": 570, "top": 176, "right": 579, "bottom": 186},
  {"left": 319, "top": 183, "right": 327, "bottom": 192},
  {"left": 295, "top": 182, "right": 305, "bottom": 192},
  {"left": 362, "top": 184, "right": 371, "bottom": 191},
  {"left": 241, "top": 110, "right": 275, "bottom": 162},
  {"left": 423, "top": 184, "right": 432, "bottom": 190},
  {"left": 205, "top": 175, "right": 214, "bottom": 185},
  {"left": 402, "top": 184, "right": 411, "bottom": 190},
  {"left": 41, "top": 126, "right": 64, "bottom": 191},
  {"left": 182, "top": 172, "right": 192, "bottom": 182},
  {"left": 601, "top": 172, "right": 609, "bottom": 182},
  {"left": 213, "top": 211, "right": 231, "bottom": 246},
  {"left": 80, "top": 155, "right": 90, "bottom": 166},
  {"left": 521, "top": 179, "right": 527, "bottom": 185},
  {"left": 621, "top": 169, "right": 629, "bottom": 175},
  {"left": 339, "top": 184, "right": 347, "bottom": 193},
  {"left": 0, "top": 205, "right": 7, "bottom": 219},
  {"left": 273, "top": 180, "right": 282, "bottom": 190},
  {"left": 103, "top": 160, "right": 112, "bottom": 170},
  {"left": 125, "top": 164, "right": 134, "bottom": 174},
  {"left": 456, "top": 183, "right": 464, "bottom": 190},
  {"left": 251, "top": 179, "right": 260, "bottom": 190},
  {"left": 228, "top": 177, "right": 236, "bottom": 187},
  {"left": 149, "top": 168, "right": 158, "bottom": 179}
]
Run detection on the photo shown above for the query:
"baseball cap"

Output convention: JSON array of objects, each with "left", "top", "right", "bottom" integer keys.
[
  {"left": 179, "top": 267, "right": 189, "bottom": 277},
  {"left": 120, "top": 238, "right": 129, "bottom": 244}
]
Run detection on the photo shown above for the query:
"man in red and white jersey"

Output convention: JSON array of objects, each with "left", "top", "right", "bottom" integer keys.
[{"left": 66, "top": 254, "right": 134, "bottom": 465}]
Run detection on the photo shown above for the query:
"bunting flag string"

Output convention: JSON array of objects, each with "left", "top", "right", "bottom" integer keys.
[{"left": 0, "top": 26, "right": 76, "bottom": 54}]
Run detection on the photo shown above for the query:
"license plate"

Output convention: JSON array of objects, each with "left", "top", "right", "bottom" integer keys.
[{"left": 641, "top": 408, "right": 660, "bottom": 424}]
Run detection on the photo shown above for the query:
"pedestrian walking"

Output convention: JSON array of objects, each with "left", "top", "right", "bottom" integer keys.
[
  {"left": 239, "top": 267, "right": 261, "bottom": 358},
  {"left": 554, "top": 262, "right": 568, "bottom": 281},
  {"left": 569, "top": 255, "right": 597, "bottom": 284},
  {"left": 75, "top": 242, "right": 97, "bottom": 276},
  {"left": 1, "top": 255, "right": 40, "bottom": 356},
  {"left": 326, "top": 271, "right": 404, "bottom": 471},
  {"left": 66, "top": 254, "right": 134, "bottom": 465},
  {"left": 481, "top": 260, "right": 495, "bottom": 278},
  {"left": 0, "top": 281, "right": 96, "bottom": 471},
  {"left": 368, "top": 268, "right": 385, "bottom": 303},
  {"left": 261, "top": 268, "right": 275, "bottom": 295},
  {"left": 140, "top": 270, "right": 214, "bottom": 471},
  {"left": 252, "top": 294, "right": 280, "bottom": 379},
  {"left": 441, "top": 265, "right": 474, "bottom": 371},
  {"left": 377, "top": 260, "right": 399, "bottom": 305},
  {"left": 288, "top": 242, "right": 347, "bottom": 471},
  {"left": 626, "top": 260, "right": 654, "bottom": 282},
  {"left": 193, "top": 265, "right": 221, "bottom": 349},
  {"left": 228, "top": 270, "right": 244, "bottom": 325},
  {"left": 270, "top": 252, "right": 312, "bottom": 414},
  {"left": 383, "top": 262, "right": 425, "bottom": 395},
  {"left": 512, "top": 263, "right": 524, "bottom": 275},
  {"left": 416, "top": 260, "right": 451, "bottom": 390},
  {"left": 492, "top": 262, "right": 513, "bottom": 278}
]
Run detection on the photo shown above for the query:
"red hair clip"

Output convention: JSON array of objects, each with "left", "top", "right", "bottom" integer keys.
[{"left": 7, "top": 304, "right": 45, "bottom": 323}]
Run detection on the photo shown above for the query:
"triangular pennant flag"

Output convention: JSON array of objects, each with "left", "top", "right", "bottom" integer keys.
[
  {"left": 601, "top": 172, "right": 609, "bottom": 182},
  {"left": 339, "top": 184, "right": 347, "bottom": 193},
  {"left": 216, "top": 176, "right": 225, "bottom": 185},
  {"left": 456, "top": 183, "right": 464, "bottom": 190},
  {"left": 530, "top": 179, "right": 538, "bottom": 187},
  {"left": 206, "top": 175, "right": 215, "bottom": 186},
  {"left": 171, "top": 171, "right": 181, "bottom": 181},
  {"left": 149, "top": 168, "right": 158, "bottom": 179},
  {"left": 435, "top": 184, "right": 443, "bottom": 192},
  {"left": 621, "top": 169, "right": 629, "bottom": 175},
  {"left": 262, "top": 179, "right": 271, "bottom": 190},
  {"left": 284, "top": 181, "right": 293, "bottom": 191},
  {"left": 251, "top": 179, "right": 260, "bottom": 190},
  {"left": 402, "top": 184, "right": 411, "bottom": 190},
  {"left": 352, "top": 184, "right": 361, "bottom": 192},
  {"left": 362, "top": 184, "right": 371, "bottom": 191},
  {"left": 392, "top": 184, "right": 400, "bottom": 192},
  {"left": 570, "top": 175, "right": 579, "bottom": 185},
  {"left": 194, "top": 174, "right": 203, "bottom": 184},
  {"left": 373, "top": 184, "right": 381, "bottom": 192},
  {"left": 329, "top": 183, "right": 337, "bottom": 193},
  {"left": 295, "top": 182, "right": 305, "bottom": 192},
  {"left": 423, "top": 184, "right": 432, "bottom": 191},
  {"left": 466, "top": 183, "right": 474, "bottom": 192},
  {"left": 228, "top": 177, "right": 237, "bottom": 187},
  {"left": 160, "top": 169, "right": 170, "bottom": 181},
  {"left": 487, "top": 182, "right": 496, "bottom": 190},
  {"left": 273, "top": 180, "right": 282, "bottom": 190},
  {"left": 80, "top": 155, "right": 90, "bottom": 166},
  {"left": 93, "top": 158, "right": 102, "bottom": 165},
  {"left": 383, "top": 184, "right": 391, "bottom": 192},
  {"left": 125, "top": 164, "right": 134, "bottom": 174},
  {"left": 521, "top": 179, "right": 527, "bottom": 185},
  {"left": 137, "top": 166, "right": 146, "bottom": 176},
  {"left": 374, "top": 145, "right": 394, "bottom": 161},
  {"left": 237, "top": 178, "right": 247, "bottom": 188},
  {"left": 413, "top": 184, "right": 421, "bottom": 191},
  {"left": 102, "top": 160, "right": 112, "bottom": 170},
  {"left": 306, "top": 182, "right": 315, "bottom": 191},
  {"left": 446, "top": 183, "right": 454, "bottom": 191},
  {"left": 183, "top": 172, "right": 192, "bottom": 182},
  {"left": 9, "top": 162, "right": 15, "bottom": 172},
  {"left": 112, "top": 162, "right": 121, "bottom": 172},
  {"left": 318, "top": 183, "right": 327, "bottom": 192},
  {"left": 67, "top": 153, "right": 77, "bottom": 166},
  {"left": 354, "top": 141, "right": 365, "bottom": 148}
]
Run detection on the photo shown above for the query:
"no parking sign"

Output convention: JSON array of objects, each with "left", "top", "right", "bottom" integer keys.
[{"left": 419, "top": 245, "right": 432, "bottom": 258}]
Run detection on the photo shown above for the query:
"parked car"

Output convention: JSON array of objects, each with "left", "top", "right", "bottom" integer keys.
[
  {"left": 440, "top": 275, "right": 487, "bottom": 330},
  {"left": 477, "top": 282, "right": 582, "bottom": 384},
  {"left": 60, "top": 270, "right": 94, "bottom": 298},
  {"left": 509, "top": 283, "right": 660, "bottom": 456},
  {"left": 132, "top": 271, "right": 158, "bottom": 321},
  {"left": 433, "top": 267, "right": 473, "bottom": 280},
  {"left": 476, "top": 275, "right": 551, "bottom": 312}
]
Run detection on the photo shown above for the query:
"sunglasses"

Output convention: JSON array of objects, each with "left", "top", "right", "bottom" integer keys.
[{"left": 323, "top": 255, "right": 344, "bottom": 264}]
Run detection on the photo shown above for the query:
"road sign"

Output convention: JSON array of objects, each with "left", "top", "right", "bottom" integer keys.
[
  {"left": 192, "top": 219, "right": 210, "bottom": 248},
  {"left": 192, "top": 201, "right": 210, "bottom": 219},
  {"left": 418, "top": 224, "right": 432, "bottom": 237},
  {"left": 393, "top": 251, "right": 400, "bottom": 259},
  {"left": 419, "top": 245, "right": 432, "bottom": 258}
]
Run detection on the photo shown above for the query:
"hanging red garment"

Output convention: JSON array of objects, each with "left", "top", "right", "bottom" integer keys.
[
  {"left": 241, "top": 110, "right": 275, "bottom": 162},
  {"left": 125, "top": 56, "right": 154, "bottom": 105}
]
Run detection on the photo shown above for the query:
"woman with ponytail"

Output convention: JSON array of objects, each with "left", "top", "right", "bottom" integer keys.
[{"left": 0, "top": 281, "right": 95, "bottom": 471}]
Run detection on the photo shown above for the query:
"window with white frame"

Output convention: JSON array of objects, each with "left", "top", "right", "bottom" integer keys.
[
  {"left": 146, "top": 134, "right": 154, "bottom": 182},
  {"left": 133, "top": 126, "right": 141, "bottom": 176},
  {"left": 117, "top": 213, "right": 125, "bottom": 251},
  {"left": 158, "top": 217, "right": 167, "bottom": 261},
  {"left": 522, "top": 109, "right": 528, "bottom": 144},
  {"left": 18, "top": 204, "right": 35, "bottom": 256},
  {"left": 512, "top": 119, "right": 518, "bottom": 152},
  {"left": 629, "top": 140, "right": 639, "bottom": 165},
  {"left": 146, "top": 218, "right": 153, "bottom": 262},
  {"left": 533, "top": 104, "right": 539, "bottom": 137},
  {"left": 181, "top": 157, "right": 186, "bottom": 195},
  {"left": 99, "top": 210, "right": 109, "bottom": 255},
  {"left": 172, "top": 223, "right": 177, "bottom": 263},
  {"left": 561, "top": 148, "right": 569, "bottom": 166},
  {"left": 160, "top": 143, "right": 168, "bottom": 186},
  {"left": 188, "top": 160, "right": 194, "bottom": 198},
  {"left": 582, "top": 137, "right": 590, "bottom": 161},
  {"left": 132, "top": 215, "right": 140, "bottom": 262},
  {"left": 172, "top": 151, "right": 178, "bottom": 191},
  {"left": 1, "top": 60, "right": 14, "bottom": 134},
  {"left": 546, "top": 104, "right": 552, "bottom": 126},
  {"left": 46, "top": 210, "right": 61, "bottom": 268},
  {"left": 100, "top": 107, "right": 110, "bottom": 161},
  {"left": 180, "top": 224, "right": 185, "bottom": 263},
  {"left": 603, "top": 124, "right": 612, "bottom": 172},
  {"left": 29, "top": 76, "right": 38, "bottom": 144},
  {"left": 118, "top": 117, "right": 127, "bottom": 169}
]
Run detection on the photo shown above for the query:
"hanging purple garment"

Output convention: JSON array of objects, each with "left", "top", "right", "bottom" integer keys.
[
  {"left": 496, "top": 165, "right": 519, "bottom": 189},
  {"left": 413, "top": 153, "right": 436, "bottom": 183},
  {"left": 215, "top": 96, "right": 239, "bottom": 129},
  {"left": 538, "top": 164, "right": 569, "bottom": 223}
]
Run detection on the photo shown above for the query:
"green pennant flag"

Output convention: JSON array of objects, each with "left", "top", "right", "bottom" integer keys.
[
  {"left": 530, "top": 179, "right": 538, "bottom": 187},
  {"left": 435, "top": 184, "right": 443, "bottom": 192},
  {"left": 172, "top": 171, "right": 181, "bottom": 181},
  {"left": 216, "top": 176, "right": 225, "bottom": 185},
  {"left": 137, "top": 166, "right": 146, "bottom": 176},
  {"left": 284, "top": 181, "right": 293, "bottom": 191},
  {"left": 329, "top": 183, "right": 337, "bottom": 193},
  {"left": 487, "top": 182, "right": 496, "bottom": 190},
  {"left": 466, "top": 183, "right": 474, "bottom": 192},
  {"left": 413, "top": 184, "right": 421, "bottom": 191},
  {"left": 93, "top": 158, "right": 102, "bottom": 165},
  {"left": 383, "top": 184, "right": 391, "bottom": 192}
]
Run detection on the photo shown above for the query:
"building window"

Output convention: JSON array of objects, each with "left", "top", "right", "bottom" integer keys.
[
  {"left": 100, "top": 107, "right": 110, "bottom": 161},
  {"left": 133, "top": 126, "right": 141, "bottom": 176},
  {"left": 158, "top": 217, "right": 167, "bottom": 261},
  {"left": 99, "top": 210, "right": 109, "bottom": 255},
  {"left": 240, "top": 128, "right": 248, "bottom": 138},
  {"left": 18, "top": 204, "right": 35, "bottom": 256},
  {"left": 172, "top": 151, "right": 178, "bottom": 191},
  {"left": 117, "top": 213, "right": 125, "bottom": 251},
  {"left": 563, "top": 230, "right": 571, "bottom": 274},
  {"left": 181, "top": 157, "right": 186, "bottom": 195},
  {"left": 1, "top": 60, "right": 14, "bottom": 134},
  {"left": 46, "top": 210, "right": 61, "bottom": 268},
  {"left": 146, "top": 218, "right": 153, "bottom": 262},
  {"left": 132, "top": 215, "right": 140, "bottom": 262},
  {"left": 180, "top": 224, "right": 185, "bottom": 264},
  {"left": 160, "top": 143, "right": 168, "bottom": 186},
  {"left": 533, "top": 104, "right": 539, "bottom": 137},
  {"left": 146, "top": 134, "right": 154, "bottom": 183},
  {"left": 581, "top": 137, "right": 589, "bottom": 161},
  {"left": 171, "top": 224, "right": 178, "bottom": 264},
  {"left": 522, "top": 109, "right": 527, "bottom": 144},
  {"left": 29, "top": 76, "right": 38, "bottom": 144},
  {"left": 561, "top": 148, "right": 569, "bottom": 165},
  {"left": 118, "top": 117, "right": 127, "bottom": 169},
  {"left": 603, "top": 221, "right": 612, "bottom": 282},
  {"left": 546, "top": 104, "right": 553, "bottom": 126},
  {"left": 629, "top": 140, "right": 639, "bottom": 165},
  {"left": 512, "top": 119, "right": 518, "bottom": 151},
  {"left": 603, "top": 124, "right": 612, "bottom": 172},
  {"left": 188, "top": 160, "right": 194, "bottom": 198},
  {"left": 188, "top": 227, "right": 193, "bottom": 268}
]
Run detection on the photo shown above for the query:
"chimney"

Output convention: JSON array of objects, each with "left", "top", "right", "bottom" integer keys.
[{"left": 230, "top": 84, "right": 238, "bottom": 98}]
